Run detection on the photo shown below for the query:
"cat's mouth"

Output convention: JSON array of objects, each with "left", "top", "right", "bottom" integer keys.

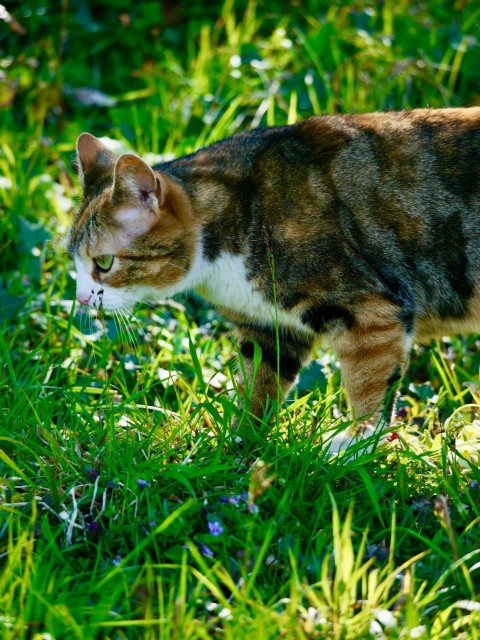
[{"left": 76, "top": 291, "right": 136, "bottom": 316}]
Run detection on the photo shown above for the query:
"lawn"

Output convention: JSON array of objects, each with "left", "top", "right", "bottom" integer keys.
[{"left": 1, "top": 1, "right": 480, "bottom": 638}]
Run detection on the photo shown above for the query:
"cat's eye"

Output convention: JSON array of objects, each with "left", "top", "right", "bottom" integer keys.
[{"left": 95, "top": 255, "right": 114, "bottom": 272}]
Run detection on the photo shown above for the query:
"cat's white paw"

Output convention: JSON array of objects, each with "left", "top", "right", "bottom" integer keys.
[{"left": 323, "top": 420, "right": 395, "bottom": 458}]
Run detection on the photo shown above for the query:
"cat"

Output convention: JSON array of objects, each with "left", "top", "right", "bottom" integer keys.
[{"left": 68, "top": 107, "right": 480, "bottom": 449}]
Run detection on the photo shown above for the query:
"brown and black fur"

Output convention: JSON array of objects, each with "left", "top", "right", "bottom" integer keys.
[{"left": 69, "top": 108, "right": 480, "bottom": 432}]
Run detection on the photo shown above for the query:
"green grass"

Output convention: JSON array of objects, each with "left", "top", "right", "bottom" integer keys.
[{"left": 1, "top": 0, "right": 480, "bottom": 638}]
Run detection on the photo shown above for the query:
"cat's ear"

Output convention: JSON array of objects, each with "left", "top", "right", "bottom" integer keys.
[
  {"left": 111, "top": 154, "right": 163, "bottom": 206},
  {"left": 111, "top": 154, "right": 165, "bottom": 234},
  {"left": 76, "top": 133, "right": 116, "bottom": 194}
]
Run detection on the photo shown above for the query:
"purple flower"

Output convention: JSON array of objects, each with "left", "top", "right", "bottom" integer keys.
[
  {"left": 89, "top": 521, "right": 102, "bottom": 542},
  {"left": 200, "top": 542, "right": 214, "bottom": 558},
  {"left": 248, "top": 501, "right": 259, "bottom": 515},
  {"left": 83, "top": 465, "right": 100, "bottom": 481},
  {"left": 136, "top": 479, "right": 149, "bottom": 489},
  {"left": 113, "top": 555, "right": 122, "bottom": 566},
  {"left": 208, "top": 521, "right": 224, "bottom": 536},
  {"left": 220, "top": 495, "right": 240, "bottom": 507},
  {"left": 240, "top": 491, "right": 259, "bottom": 514},
  {"left": 220, "top": 493, "right": 258, "bottom": 513}
]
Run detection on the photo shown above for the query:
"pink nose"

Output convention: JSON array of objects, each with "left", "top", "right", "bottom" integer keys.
[{"left": 77, "top": 293, "right": 91, "bottom": 306}]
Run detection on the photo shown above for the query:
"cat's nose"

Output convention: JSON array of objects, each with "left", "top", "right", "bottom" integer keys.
[{"left": 77, "top": 293, "right": 91, "bottom": 306}]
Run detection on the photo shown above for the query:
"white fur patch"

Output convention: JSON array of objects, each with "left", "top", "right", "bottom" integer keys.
[
  {"left": 74, "top": 256, "right": 96, "bottom": 303},
  {"left": 192, "top": 251, "right": 312, "bottom": 333},
  {"left": 115, "top": 205, "right": 158, "bottom": 237}
]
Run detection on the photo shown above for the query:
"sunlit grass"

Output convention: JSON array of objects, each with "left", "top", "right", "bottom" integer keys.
[{"left": 1, "top": 0, "right": 480, "bottom": 638}]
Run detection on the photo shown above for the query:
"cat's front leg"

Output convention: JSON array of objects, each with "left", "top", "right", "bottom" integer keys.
[
  {"left": 329, "top": 296, "right": 411, "bottom": 451},
  {"left": 235, "top": 323, "right": 314, "bottom": 420}
]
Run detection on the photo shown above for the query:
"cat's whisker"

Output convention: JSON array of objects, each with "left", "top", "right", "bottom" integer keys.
[
  {"left": 87, "top": 310, "right": 98, "bottom": 369},
  {"left": 122, "top": 305, "right": 153, "bottom": 358},
  {"left": 77, "top": 304, "right": 88, "bottom": 340},
  {"left": 137, "top": 300, "right": 159, "bottom": 312},
  {"left": 127, "top": 312, "right": 146, "bottom": 357},
  {"left": 119, "top": 313, "right": 137, "bottom": 352},
  {"left": 116, "top": 305, "right": 141, "bottom": 356},
  {"left": 111, "top": 310, "right": 124, "bottom": 353},
  {"left": 83, "top": 308, "right": 89, "bottom": 339},
  {"left": 49, "top": 229, "right": 67, "bottom": 246},
  {"left": 114, "top": 308, "right": 131, "bottom": 352},
  {"left": 76, "top": 306, "right": 83, "bottom": 339},
  {"left": 163, "top": 261, "right": 189, "bottom": 274}
]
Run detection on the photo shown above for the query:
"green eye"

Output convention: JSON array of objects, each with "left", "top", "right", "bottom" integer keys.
[{"left": 95, "top": 255, "right": 114, "bottom": 272}]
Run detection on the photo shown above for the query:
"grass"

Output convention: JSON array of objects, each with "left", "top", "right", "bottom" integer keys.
[{"left": 1, "top": 0, "right": 480, "bottom": 637}]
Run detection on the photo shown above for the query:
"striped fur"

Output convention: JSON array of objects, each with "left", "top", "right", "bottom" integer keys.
[{"left": 68, "top": 109, "right": 480, "bottom": 440}]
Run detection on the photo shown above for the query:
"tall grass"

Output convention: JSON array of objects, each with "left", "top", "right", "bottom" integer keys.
[{"left": 1, "top": 1, "right": 480, "bottom": 637}]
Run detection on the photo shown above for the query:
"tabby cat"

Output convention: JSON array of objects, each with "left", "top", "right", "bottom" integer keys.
[{"left": 68, "top": 108, "right": 480, "bottom": 446}]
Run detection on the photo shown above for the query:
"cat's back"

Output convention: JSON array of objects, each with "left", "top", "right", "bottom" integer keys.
[
  {"left": 300, "top": 107, "right": 480, "bottom": 144},
  {"left": 298, "top": 107, "right": 480, "bottom": 177},
  {"left": 166, "top": 107, "right": 480, "bottom": 190},
  {"left": 291, "top": 107, "right": 480, "bottom": 224}
]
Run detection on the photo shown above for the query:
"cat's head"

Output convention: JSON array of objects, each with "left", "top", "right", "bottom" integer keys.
[{"left": 67, "top": 134, "right": 198, "bottom": 312}]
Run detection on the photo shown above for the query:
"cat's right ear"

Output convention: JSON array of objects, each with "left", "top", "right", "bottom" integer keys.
[{"left": 76, "top": 133, "right": 116, "bottom": 194}]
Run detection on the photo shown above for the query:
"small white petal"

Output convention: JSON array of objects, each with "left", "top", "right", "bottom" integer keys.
[{"left": 374, "top": 608, "right": 397, "bottom": 628}]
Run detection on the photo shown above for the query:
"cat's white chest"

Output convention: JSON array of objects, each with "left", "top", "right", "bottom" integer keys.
[{"left": 195, "top": 252, "right": 309, "bottom": 333}]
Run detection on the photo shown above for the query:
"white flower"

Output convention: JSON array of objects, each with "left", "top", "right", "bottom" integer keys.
[
  {"left": 410, "top": 626, "right": 427, "bottom": 638},
  {"left": 229, "top": 55, "right": 241, "bottom": 68},
  {"left": 374, "top": 608, "right": 397, "bottom": 628},
  {"left": 369, "top": 620, "right": 385, "bottom": 638},
  {"left": 452, "top": 600, "right": 480, "bottom": 612},
  {"left": 0, "top": 176, "right": 12, "bottom": 189},
  {"left": 444, "top": 414, "right": 480, "bottom": 470},
  {"left": 218, "top": 608, "right": 232, "bottom": 620}
]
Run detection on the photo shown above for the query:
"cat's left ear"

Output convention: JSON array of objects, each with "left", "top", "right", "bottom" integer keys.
[
  {"left": 112, "top": 154, "right": 163, "bottom": 207},
  {"left": 76, "top": 133, "right": 116, "bottom": 194}
]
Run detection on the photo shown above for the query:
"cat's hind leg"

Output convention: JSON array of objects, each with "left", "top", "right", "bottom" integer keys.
[{"left": 328, "top": 296, "right": 411, "bottom": 454}]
